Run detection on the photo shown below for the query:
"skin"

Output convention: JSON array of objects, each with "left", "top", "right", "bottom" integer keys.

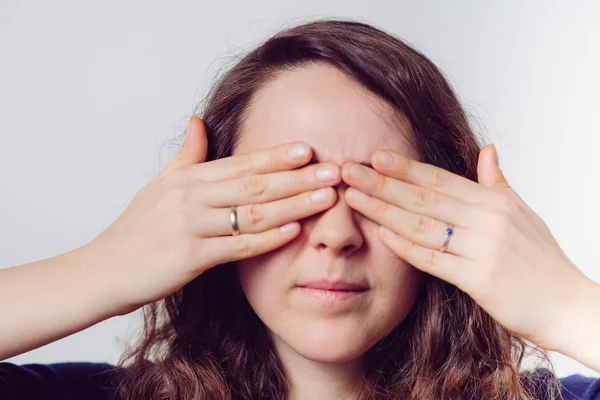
[{"left": 234, "top": 63, "right": 424, "bottom": 399}]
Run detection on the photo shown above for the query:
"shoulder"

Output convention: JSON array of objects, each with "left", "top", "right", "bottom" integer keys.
[
  {"left": 532, "top": 368, "right": 600, "bottom": 400},
  {"left": 0, "top": 361, "right": 118, "bottom": 400},
  {"left": 559, "top": 373, "right": 600, "bottom": 400}
]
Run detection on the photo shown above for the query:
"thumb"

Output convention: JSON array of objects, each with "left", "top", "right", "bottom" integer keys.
[
  {"left": 477, "top": 144, "right": 508, "bottom": 189},
  {"left": 157, "top": 116, "right": 208, "bottom": 180},
  {"left": 477, "top": 144, "right": 525, "bottom": 205}
]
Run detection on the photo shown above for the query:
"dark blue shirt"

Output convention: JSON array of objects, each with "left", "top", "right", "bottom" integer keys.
[{"left": 0, "top": 362, "right": 599, "bottom": 399}]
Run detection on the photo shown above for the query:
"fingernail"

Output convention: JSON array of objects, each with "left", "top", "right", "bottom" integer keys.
[
  {"left": 287, "top": 143, "right": 310, "bottom": 160},
  {"left": 316, "top": 165, "right": 338, "bottom": 181},
  {"left": 491, "top": 144, "right": 499, "bottom": 167},
  {"left": 376, "top": 151, "right": 394, "bottom": 167},
  {"left": 280, "top": 222, "right": 297, "bottom": 233},
  {"left": 350, "top": 164, "right": 366, "bottom": 180},
  {"left": 184, "top": 119, "right": 193, "bottom": 148},
  {"left": 311, "top": 188, "right": 331, "bottom": 203}
]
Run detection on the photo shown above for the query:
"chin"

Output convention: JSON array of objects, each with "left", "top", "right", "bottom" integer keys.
[
  {"left": 297, "top": 344, "right": 367, "bottom": 364},
  {"left": 278, "top": 319, "right": 380, "bottom": 364}
]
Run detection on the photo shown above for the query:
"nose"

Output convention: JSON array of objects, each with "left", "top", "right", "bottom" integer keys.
[{"left": 307, "top": 183, "right": 364, "bottom": 257}]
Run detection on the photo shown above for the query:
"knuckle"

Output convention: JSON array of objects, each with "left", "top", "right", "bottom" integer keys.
[
  {"left": 241, "top": 174, "right": 268, "bottom": 196},
  {"left": 374, "top": 200, "right": 389, "bottom": 218},
  {"left": 245, "top": 203, "right": 265, "bottom": 226},
  {"left": 412, "top": 186, "right": 437, "bottom": 209},
  {"left": 412, "top": 214, "right": 436, "bottom": 236},
  {"left": 233, "top": 235, "right": 252, "bottom": 257},
  {"left": 374, "top": 173, "right": 387, "bottom": 193},
  {"left": 431, "top": 166, "right": 452, "bottom": 187},
  {"left": 424, "top": 248, "right": 439, "bottom": 269},
  {"left": 232, "top": 153, "right": 254, "bottom": 175}
]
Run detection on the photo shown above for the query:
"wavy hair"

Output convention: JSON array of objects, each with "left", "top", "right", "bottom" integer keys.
[{"left": 110, "top": 19, "right": 565, "bottom": 399}]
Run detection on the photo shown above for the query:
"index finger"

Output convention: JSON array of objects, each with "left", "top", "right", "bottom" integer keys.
[
  {"left": 370, "top": 150, "right": 491, "bottom": 203},
  {"left": 189, "top": 142, "right": 313, "bottom": 182}
]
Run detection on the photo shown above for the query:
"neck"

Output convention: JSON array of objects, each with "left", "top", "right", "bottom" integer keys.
[{"left": 272, "top": 334, "right": 364, "bottom": 400}]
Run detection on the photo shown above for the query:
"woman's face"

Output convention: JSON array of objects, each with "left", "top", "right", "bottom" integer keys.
[{"left": 234, "top": 64, "right": 425, "bottom": 365}]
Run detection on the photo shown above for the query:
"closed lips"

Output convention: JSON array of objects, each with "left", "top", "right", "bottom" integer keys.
[{"left": 298, "top": 281, "right": 368, "bottom": 291}]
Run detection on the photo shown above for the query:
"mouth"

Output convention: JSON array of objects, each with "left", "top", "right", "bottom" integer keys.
[
  {"left": 296, "top": 280, "right": 369, "bottom": 307},
  {"left": 298, "top": 280, "right": 369, "bottom": 291}
]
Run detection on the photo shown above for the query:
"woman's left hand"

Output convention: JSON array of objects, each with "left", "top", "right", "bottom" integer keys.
[{"left": 341, "top": 144, "right": 595, "bottom": 354}]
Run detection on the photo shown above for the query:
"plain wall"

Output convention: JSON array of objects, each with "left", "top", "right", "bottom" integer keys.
[{"left": 1, "top": 0, "right": 599, "bottom": 378}]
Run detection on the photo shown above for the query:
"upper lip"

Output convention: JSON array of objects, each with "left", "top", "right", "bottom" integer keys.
[{"left": 298, "top": 279, "right": 369, "bottom": 291}]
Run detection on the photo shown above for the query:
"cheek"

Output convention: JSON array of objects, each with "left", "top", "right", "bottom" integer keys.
[
  {"left": 236, "top": 250, "right": 292, "bottom": 317},
  {"left": 364, "top": 265, "right": 424, "bottom": 346},
  {"left": 386, "top": 264, "right": 424, "bottom": 313},
  {"left": 235, "top": 232, "right": 303, "bottom": 304},
  {"left": 370, "top": 243, "right": 425, "bottom": 322},
  {"left": 237, "top": 256, "right": 272, "bottom": 301}
]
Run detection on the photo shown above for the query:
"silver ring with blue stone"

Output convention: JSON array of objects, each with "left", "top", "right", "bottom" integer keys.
[{"left": 439, "top": 223, "right": 454, "bottom": 253}]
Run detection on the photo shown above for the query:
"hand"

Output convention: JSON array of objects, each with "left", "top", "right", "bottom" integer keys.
[
  {"left": 85, "top": 117, "right": 341, "bottom": 315},
  {"left": 341, "top": 144, "right": 593, "bottom": 353}
]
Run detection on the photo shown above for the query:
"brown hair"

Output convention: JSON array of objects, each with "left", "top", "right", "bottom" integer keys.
[{"left": 111, "top": 19, "right": 565, "bottom": 399}]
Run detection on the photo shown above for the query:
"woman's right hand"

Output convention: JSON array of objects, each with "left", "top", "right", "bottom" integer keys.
[{"left": 86, "top": 116, "right": 341, "bottom": 316}]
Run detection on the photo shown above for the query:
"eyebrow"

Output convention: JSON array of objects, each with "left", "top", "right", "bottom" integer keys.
[{"left": 309, "top": 156, "right": 372, "bottom": 169}]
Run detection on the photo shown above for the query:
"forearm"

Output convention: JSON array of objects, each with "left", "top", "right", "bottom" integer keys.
[
  {"left": 555, "top": 276, "right": 600, "bottom": 373},
  {"left": 0, "top": 244, "right": 125, "bottom": 361}
]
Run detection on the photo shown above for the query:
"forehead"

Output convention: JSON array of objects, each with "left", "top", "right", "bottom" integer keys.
[{"left": 235, "top": 63, "right": 415, "bottom": 163}]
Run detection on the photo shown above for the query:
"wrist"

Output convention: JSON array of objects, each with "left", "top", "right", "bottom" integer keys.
[
  {"left": 75, "top": 240, "right": 139, "bottom": 318},
  {"left": 555, "top": 274, "right": 600, "bottom": 372}
]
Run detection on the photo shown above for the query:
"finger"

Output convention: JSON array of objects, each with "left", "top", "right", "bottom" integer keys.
[
  {"left": 342, "top": 162, "right": 472, "bottom": 227},
  {"left": 376, "top": 224, "right": 472, "bottom": 291},
  {"left": 156, "top": 116, "right": 208, "bottom": 181},
  {"left": 345, "top": 187, "right": 470, "bottom": 257},
  {"left": 477, "top": 144, "right": 527, "bottom": 207},
  {"left": 200, "top": 222, "right": 302, "bottom": 267},
  {"left": 367, "top": 150, "right": 492, "bottom": 204},
  {"left": 200, "top": 162, "right": 340, "bottom": 207},
  {"left": 196, "top": 187, "right": 336, "bottom": 237},
  {"left": 187, "top": 141, "right": 313, "bottom": 183}
]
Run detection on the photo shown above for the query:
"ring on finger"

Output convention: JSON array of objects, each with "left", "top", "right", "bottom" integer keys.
[
  {"left": 438, "top": 223, "right": 454, "bottom": 253},
  {"left": 230, "top": 206, "right": 240, "bottom": 236}
]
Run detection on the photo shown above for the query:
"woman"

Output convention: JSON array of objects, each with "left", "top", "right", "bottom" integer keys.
[{"left": 1, "top": 19, "right": 599, "bottom": 399}]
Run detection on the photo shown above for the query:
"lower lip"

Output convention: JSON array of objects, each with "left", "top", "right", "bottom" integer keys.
[{"left": 297, "top": 287, "right": 367, "bottom": 307}]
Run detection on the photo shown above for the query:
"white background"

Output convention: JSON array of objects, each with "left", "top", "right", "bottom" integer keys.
[{"left": 1, "top": 0, "right": 599, "bottom": 379}]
